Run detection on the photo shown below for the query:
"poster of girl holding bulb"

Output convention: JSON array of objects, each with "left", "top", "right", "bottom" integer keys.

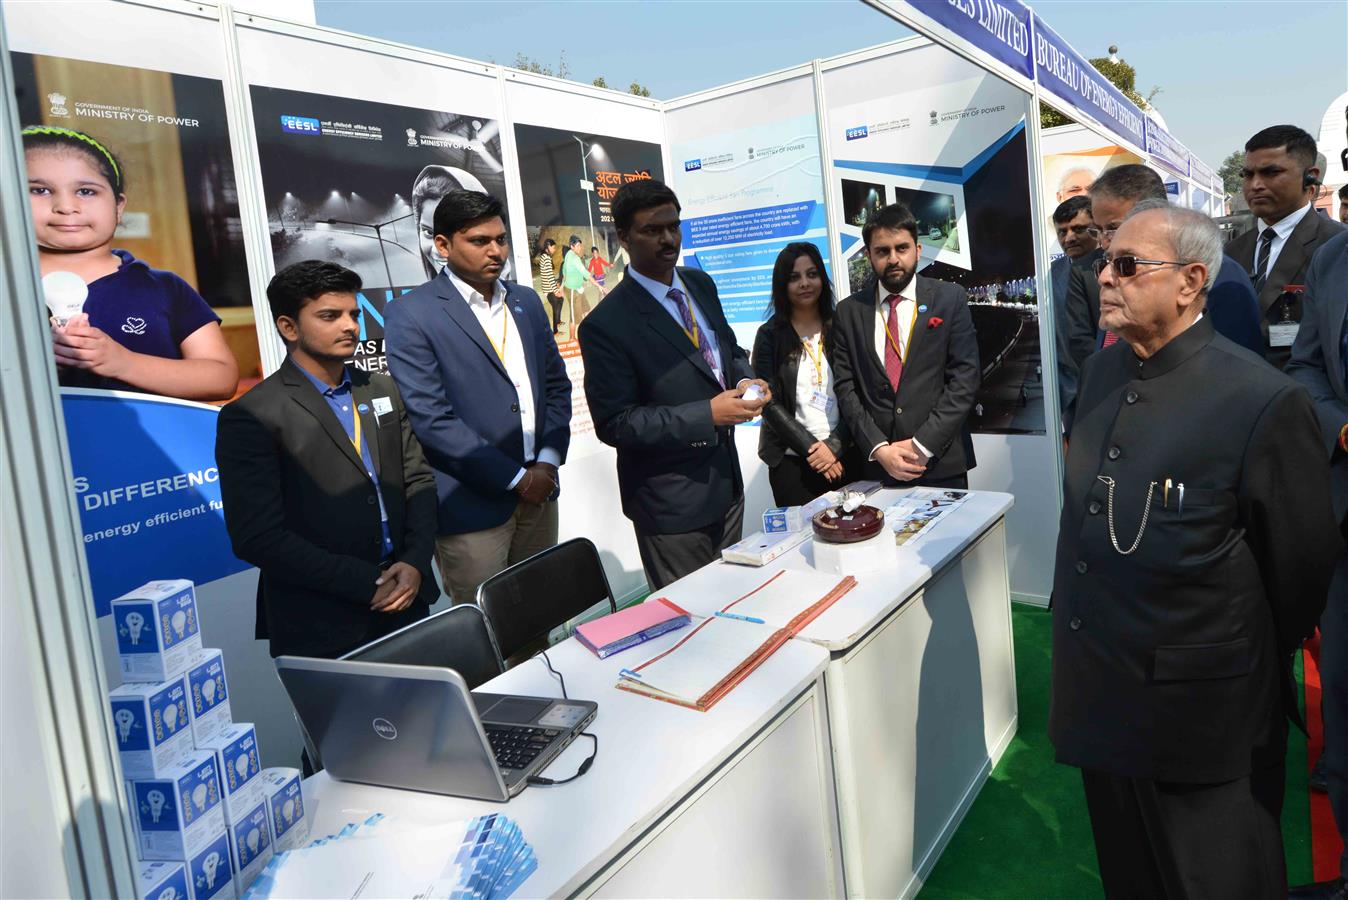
[{"left": 12, "top": 53, "right": 261, "bottom": 619}]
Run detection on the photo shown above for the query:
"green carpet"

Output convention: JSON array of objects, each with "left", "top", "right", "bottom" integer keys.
[{"left": 917, "top": 604, "right": 1313, "bottom": 899}]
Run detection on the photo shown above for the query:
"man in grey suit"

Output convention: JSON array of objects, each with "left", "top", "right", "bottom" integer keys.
[
  {"left": 1050, "top": 195, "right": 1100, "bottom": 422},
  {"left": 1286, "top": 230, "right": 1348, "bottom": 900},
  {"left": 1229, "top": 125, "right": 1346, "bottom": 369}
]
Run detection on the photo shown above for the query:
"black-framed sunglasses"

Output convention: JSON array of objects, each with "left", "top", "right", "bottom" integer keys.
[{"left": 1093, "top": 255, "right": 1186, "bottom": 278}]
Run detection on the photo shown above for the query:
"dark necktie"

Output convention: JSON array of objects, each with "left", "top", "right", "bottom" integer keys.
[
  {"left": 884, "top": 294, "right": 904, "bottom": 392},
  {"left": 668, "top": 287, "right": 724, "bottom": 387},
  {"left": 1253, "top": 228, "right": 1276, "bottom": 293}
]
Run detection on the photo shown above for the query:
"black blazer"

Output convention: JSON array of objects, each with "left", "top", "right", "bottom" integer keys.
[
  {"left": 1049, "top": 318, "right": 1339, "bottom": 783},
  {"left": 751, "top": 317, "right": 848, "bottom": 467},
  {"left": 215, "top": 358, "right": 439, "bottom": 658},
  {"left": 1227, "top": 210, "right": 1346, "bottom": 367},
  {"left": 830, "top": 275, "right": 979, "bottom": 482},
  {"left": 579, "top": 266, "right": 754, "bottom": 534}
]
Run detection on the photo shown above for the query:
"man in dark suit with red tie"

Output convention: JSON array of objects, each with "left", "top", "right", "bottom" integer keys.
[
  {"left": 578, "top": 180, "right": 772, "bottom": 589},
  {"left": 830, "top": 202, "right": 980, "bottom": 488}
]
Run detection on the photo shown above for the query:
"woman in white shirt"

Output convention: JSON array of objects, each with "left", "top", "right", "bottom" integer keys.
[{"left": 751, "top": 242, "right": 851, "bottom": 506}]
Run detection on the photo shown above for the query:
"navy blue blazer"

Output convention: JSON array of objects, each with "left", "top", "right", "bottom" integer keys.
[{"left": 384, "top": 272, "right": 571, "bottom": 535}]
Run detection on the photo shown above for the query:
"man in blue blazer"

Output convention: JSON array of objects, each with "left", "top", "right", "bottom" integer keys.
[
  {"left": 1285, "top": 230, "right": 1348, "bottom": 900},
  {"left": 385, "top": 190, "right": 571, "bottom": 605}
]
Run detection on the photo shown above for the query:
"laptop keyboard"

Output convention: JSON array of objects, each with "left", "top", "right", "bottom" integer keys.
[{"left": 484, "top": 725, "right": 561, "bottom": 771}]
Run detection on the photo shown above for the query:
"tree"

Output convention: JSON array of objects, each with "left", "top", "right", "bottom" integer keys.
[
  {"left": 510, "top": 55, "right": 650, "bottom": 97},
  {"left": 1039, "top": 49, "right": 1158, "bottom": 130},
  {"left": 1217, "top": 150, "right": 1244, "bottom": 197}
]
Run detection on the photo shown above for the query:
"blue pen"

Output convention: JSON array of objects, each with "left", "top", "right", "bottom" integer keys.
[
  {"left": 619, "top": 668, "right": 644, "bottom": 680},
  {"left": 715, "top": 610, "right": 766, "bottom": 624}
]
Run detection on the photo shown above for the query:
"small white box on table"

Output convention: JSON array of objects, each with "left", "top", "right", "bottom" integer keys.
[
  {"left": 185, "top": 650, "right": 232, "bottom": 745},
  {"left": 111, "top": 579, "right": 202, "bottom": 682},
  {"left": 128, "top": 750, "right": 225, "bottom": 862},
  {"left": 197, "top": 723, "right": 262, "bottom": 823},
  {"left": 109, "top": 675, "right": 193, "bottom": 779}
]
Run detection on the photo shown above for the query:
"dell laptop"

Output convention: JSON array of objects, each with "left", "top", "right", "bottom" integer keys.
[{"left": 274, "top": 656, "right": 597, "bottom": 801}]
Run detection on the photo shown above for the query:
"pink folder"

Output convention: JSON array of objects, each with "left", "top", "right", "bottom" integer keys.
[{"left": 575, "top": 598, "right": 691, "bottom": 657}]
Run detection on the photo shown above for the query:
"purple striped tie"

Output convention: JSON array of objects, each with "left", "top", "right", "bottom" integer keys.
[{"left": 669, "top": 287, "right": 724, "bottom": 387}]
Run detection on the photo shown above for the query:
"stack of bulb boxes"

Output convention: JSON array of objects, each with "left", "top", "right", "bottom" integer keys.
[{"left": 108, "top": 580, "right": 308, "bottom": 898}]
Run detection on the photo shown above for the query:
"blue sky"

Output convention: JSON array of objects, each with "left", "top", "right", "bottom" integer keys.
[{"left": 314, "top": 0, "right": 1346, "bottom": 170}]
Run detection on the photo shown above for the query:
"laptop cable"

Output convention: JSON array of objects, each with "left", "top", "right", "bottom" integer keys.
[{"left": 527, "top": 650, "right": 598, "bottom": 787}]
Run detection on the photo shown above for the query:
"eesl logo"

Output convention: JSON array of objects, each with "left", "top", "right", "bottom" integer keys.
[
  {"left": 280, "top": 115, "right": 320, "bottom": 135},
  {"left": 684, "top": 159, "right": 702, "bottom": 172},
  {"left": 845, "top": 125, "right": 869, "bottom": 141}
]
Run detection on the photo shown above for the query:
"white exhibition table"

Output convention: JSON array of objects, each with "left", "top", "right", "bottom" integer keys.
[
  {"left": 649, "top": 488, "right": 1017, "bottom": 898},
  {"left": 300, "top": 489, "right": 1015, "bottom": 899},
  {"left": 301, "top": 629, "right": 844, "bottom": 898}
]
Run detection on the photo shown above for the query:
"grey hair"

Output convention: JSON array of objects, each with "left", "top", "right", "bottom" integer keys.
[{"left": 1124, "top": 199, "right": 1223, "bottom": 293}]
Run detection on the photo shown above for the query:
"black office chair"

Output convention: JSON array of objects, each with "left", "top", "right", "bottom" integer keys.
[
  {"left": 341, "top": 603, "right": 505, "bottom": 689},
  {"left": 477, "top": 537, "right": 617, "bottom": 667}
]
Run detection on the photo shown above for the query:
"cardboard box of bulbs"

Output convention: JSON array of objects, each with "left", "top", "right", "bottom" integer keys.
[{"left": 111, "top": 580, "right": 307, "bottom": 896}]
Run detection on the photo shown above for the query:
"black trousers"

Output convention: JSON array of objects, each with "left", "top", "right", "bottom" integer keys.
[
  {"left": 1080, "top": 763, "right": 1286, "bottom": 900},
  {"left": 1321, "top": 549, "right": 1348, "bottom": 878},
  {"left": 767, "top": 453, "right": 847, "bottom": 507},
  {"left": 634, "top": 496, "right": 744, "bottom": 590}
]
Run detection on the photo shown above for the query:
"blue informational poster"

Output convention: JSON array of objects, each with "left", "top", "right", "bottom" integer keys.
[
  {"left": 671, "top": 113, "right": 829, "bottom": 326},
  {"left": 62, "top": 391, "right": 249, "bottom": 617}
]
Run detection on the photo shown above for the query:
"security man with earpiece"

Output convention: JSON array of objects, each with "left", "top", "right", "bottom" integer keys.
[{"left": 1228, "top": 125, "right": 1345, "bottom": 369}]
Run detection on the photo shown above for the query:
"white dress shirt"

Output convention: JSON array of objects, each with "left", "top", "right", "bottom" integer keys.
[
  {"left": 444, "top": 268, "right": 560, "bottom": 488},
  {"left": 626, "top": 266, "right": 726, "bottom": 385},
  {"left": 869, "top": 279, "right": 931, "bottom": 460},
  {"left": 788, "top": 332, "right": 839, "bottom": 454},
  {"left": 1254, "top": 202, "right": 1312, "bottom": 281}
]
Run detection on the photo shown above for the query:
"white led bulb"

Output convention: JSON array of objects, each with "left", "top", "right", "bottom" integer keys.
[
  {"left": 191, "top": 784, "right": 207, "bottom": 812},
  {"left": 163, "top": 703, "right": 178, "bottom": 732},
  {"left": 124, "top": 611, "right": 145, "bottom": 645},
  {"left": 115, "top": 709, "right": 134, "bottom": 743},
  {"left": 42, "top": 271, "right": 88, "bottom": 326},
  {"left": 202, "top": 678, "right": 216, "bottom": 705},
  {"left": 146, "top": 789, "right": 166, "bottom": 823},
  {"left": 157, "top": 887, "right": 178, "bottom": 900},
  {"left": 202, "top": 851, "right": 220, "bottom": 888},
  {"left": 234, "top": 753, "right": 249, "bottom": 780},
  {"left": 246, "top": 827, "right": 260, "bottom": 855},
  {"left": 171, "top": 611, "right": 187, "bottom": 639},
  {"left": 282, "top": 798, "right": 295, "bottom": 824}
]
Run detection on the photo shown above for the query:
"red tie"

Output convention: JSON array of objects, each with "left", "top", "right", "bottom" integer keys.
[{"left": 885, "top": 294, "right": 903, "bottom": 392}]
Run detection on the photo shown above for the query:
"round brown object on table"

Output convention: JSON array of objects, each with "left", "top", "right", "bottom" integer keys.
[{"left": 812, "top": 504, "right": 885, "bottom": 543}]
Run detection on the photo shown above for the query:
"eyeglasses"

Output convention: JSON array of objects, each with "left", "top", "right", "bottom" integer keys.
[
  {"left": 1093, "top": 255, "right": 1187, "bottom": 278},
  {"left": 1056, "top": 224, "right": 1100, "bottom": 238}
]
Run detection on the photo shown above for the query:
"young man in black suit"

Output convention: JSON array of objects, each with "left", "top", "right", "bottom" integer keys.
[
  {"left": 578, "top": 179, "right": 772, "bottom": 589},
  {"left": 215, "top": 261, "right": 439, "bottom": 659},
  {"left": 1228, "top": 125, "right": 1346, "bottom": 368},
  {"left": 830, "top": 202, "right": 980, "bottom": 489}
]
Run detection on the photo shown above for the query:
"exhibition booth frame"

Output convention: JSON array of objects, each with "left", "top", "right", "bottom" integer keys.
[{"left": 0, "top": 1, "right": 1220, "bottom": 896}]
